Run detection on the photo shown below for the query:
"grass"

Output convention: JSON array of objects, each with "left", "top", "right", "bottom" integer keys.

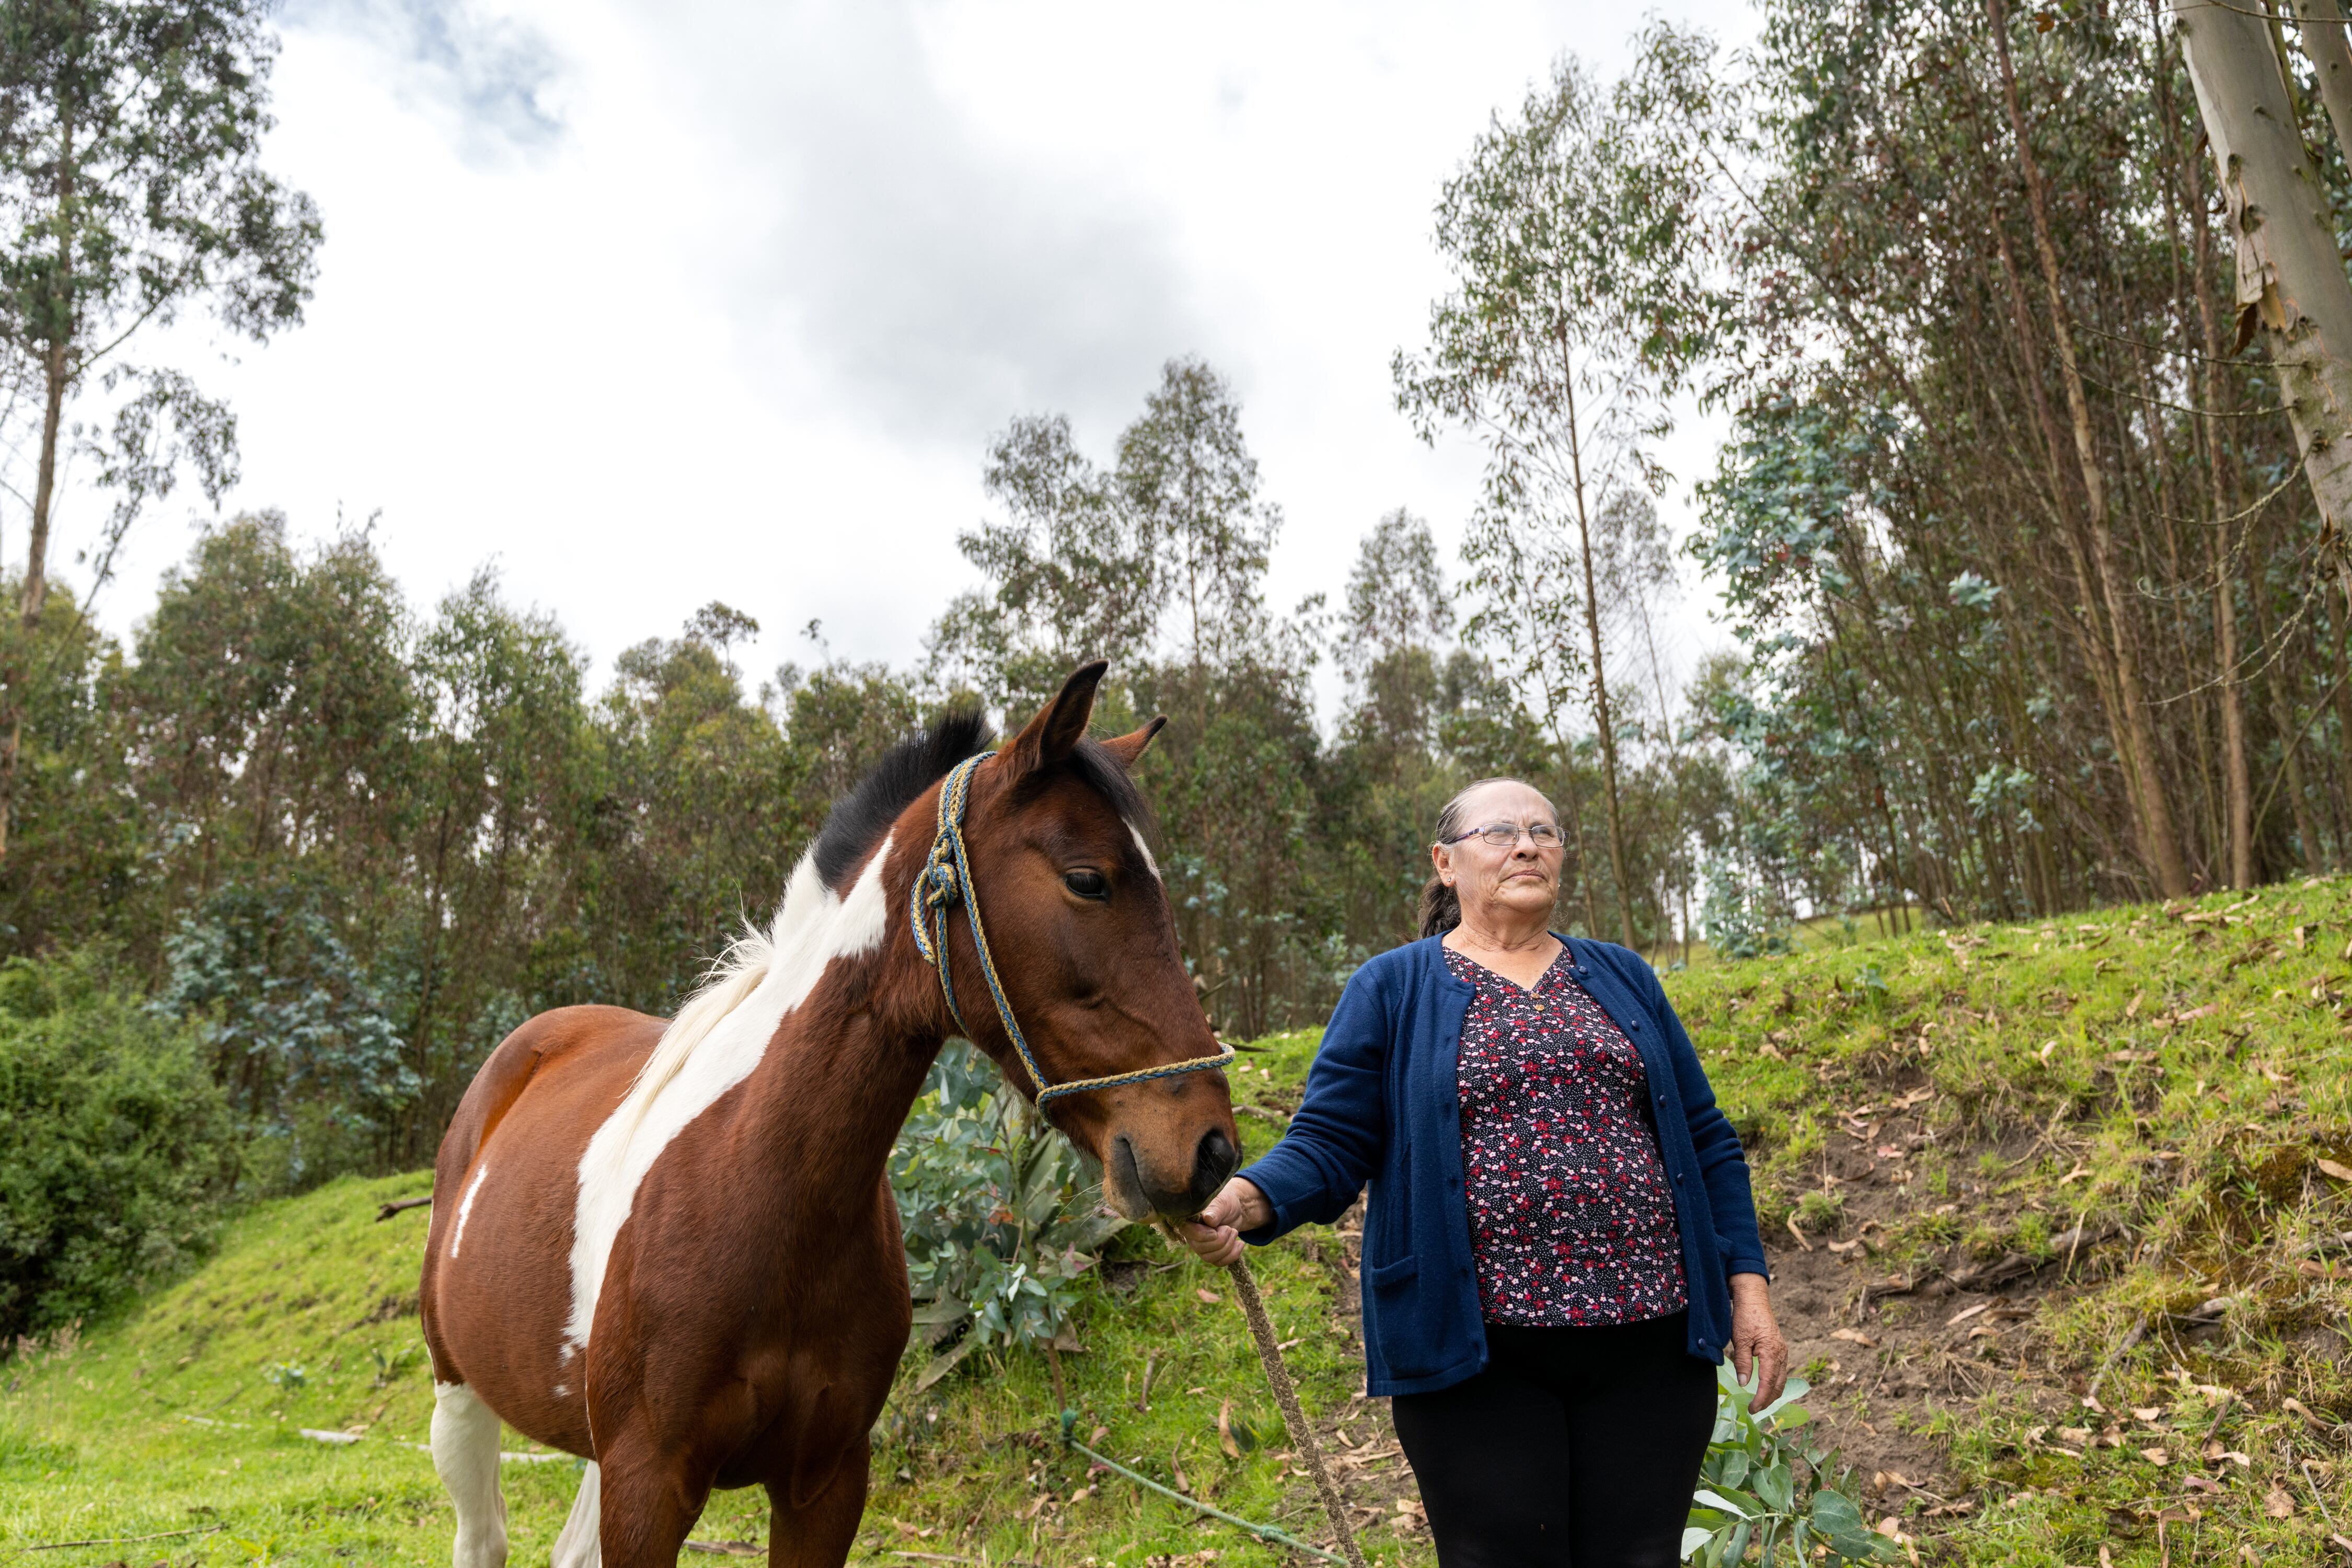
[{"left": 3, "top": 880, "right": 2348, "bottom": 1564}]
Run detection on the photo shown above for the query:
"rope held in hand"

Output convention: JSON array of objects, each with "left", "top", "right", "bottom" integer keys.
[{"left": 1224, "top": 1256, "right": 1369, "bottom": 1568}]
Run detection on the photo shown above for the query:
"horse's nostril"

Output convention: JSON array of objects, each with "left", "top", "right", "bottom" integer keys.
[{"left": 1192, "top": 1125, "right": 1239, "bottom": 1202}]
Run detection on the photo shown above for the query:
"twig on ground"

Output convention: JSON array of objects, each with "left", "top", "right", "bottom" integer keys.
[
  {"left": 376, "top": 1195, "right": 432, "bottom": 1221},
  {"left": 2090, "top": 1315, "right": 2147, "bottom": 1404},
  {"left": 26, "top": 1524, "right": 225, "bottom": 1552},
  {"left": 2304, "top": 1461, "right": 2343, "bottom": 1534}
]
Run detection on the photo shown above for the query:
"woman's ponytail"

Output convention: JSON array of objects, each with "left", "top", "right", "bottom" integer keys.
[{"left": 1417, "top": 873, "right": 1461, "bottom": 938}]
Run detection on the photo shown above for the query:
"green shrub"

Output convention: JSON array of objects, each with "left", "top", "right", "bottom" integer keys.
[
  {"left": 891, "top": 1042, "right": 1125, "bottom": 1389},
  {"left": 1685, "top": 1363, "right": 1895, "bottom": 1565},
  {"left": 0, "top": 951, "right": 237, "bottom": 1342}
]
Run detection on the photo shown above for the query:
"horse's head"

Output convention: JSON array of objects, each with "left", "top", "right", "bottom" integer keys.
[{"left": 921, "top": 661, "right": 1240, "bottom": 1221}]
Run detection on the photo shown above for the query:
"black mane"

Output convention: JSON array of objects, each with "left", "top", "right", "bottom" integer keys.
[
  {"left": 813, "top": 708, "right": 995, "bottom": 891},
  {"left": 811, "top": 710, "right": 1154, "bottom": 892}
]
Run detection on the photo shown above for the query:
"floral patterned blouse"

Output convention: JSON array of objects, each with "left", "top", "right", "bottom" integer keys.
[{"left": 1446, "top": 943, "right": 1688, "bottom": 1327}]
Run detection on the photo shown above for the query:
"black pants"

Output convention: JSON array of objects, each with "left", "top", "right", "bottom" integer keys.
[{"left": 1390, "top": 1312, "right": 1716, "bottom": 1568}]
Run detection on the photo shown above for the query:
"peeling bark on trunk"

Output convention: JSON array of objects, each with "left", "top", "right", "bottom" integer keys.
[{"left": 2181, "top": 1, "right": 2352, "bottom": 592}]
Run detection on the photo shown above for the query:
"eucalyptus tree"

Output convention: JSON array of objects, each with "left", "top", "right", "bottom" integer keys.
[
  {"left": 1117, "top": 356, "right": 1281, "bottom": 677},
  {"left": 1394, "top": 47, "right": 1720, "bottom": 948},
  {"left": 927, "top": 412, "right": 1159, "bottom": 714},
  {"left": 0, "top": 0, "right": 323, "bottom": 854}
]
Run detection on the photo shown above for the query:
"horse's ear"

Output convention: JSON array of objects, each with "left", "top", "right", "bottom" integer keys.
[
  {"left": 1099, "top": 716, "right": 1166, "bottom": 769},
  {"left": 1004, "top": 660, "right": 1109, "bottom": 778}
]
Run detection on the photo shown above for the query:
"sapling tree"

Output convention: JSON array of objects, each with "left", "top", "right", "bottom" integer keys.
[
  {"left": 1394, "top": 41, "right": 1721, "bottom": 947},
  {"left": 0, "top": 0, "right": 323, "bottom": 851}
]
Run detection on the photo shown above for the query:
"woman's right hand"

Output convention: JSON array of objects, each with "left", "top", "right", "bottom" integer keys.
[{"left": 1178, "top": 1178, "right": 1272, "bottom": 1267}]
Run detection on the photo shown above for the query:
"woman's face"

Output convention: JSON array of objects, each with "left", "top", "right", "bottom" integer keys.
[{"left": 1432, "top": 780, "right": 1562, "bottom": 928}]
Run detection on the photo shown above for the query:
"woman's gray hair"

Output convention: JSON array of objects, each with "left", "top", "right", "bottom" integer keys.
[{"left": 1417, "top": 777, "right": 1559, "bottom": 938}]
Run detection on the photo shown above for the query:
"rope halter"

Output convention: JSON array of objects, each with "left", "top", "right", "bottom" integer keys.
[{"left": 908, "top": 752, "right": 1235, "bottom": 1108}]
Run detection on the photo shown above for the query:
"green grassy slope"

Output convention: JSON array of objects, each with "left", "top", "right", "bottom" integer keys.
[{"left": 3, "top": 879, "right": 2348, "bottom": 1565}]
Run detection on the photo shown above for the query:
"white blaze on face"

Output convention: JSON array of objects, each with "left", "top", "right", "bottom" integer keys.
[
  {"left": 562, "top": 836, "right": 894, "bottom": 1354},
  {"left": 1129, "top": 823, "right": 1162, "bottom": 882},
  {"left": 447, "top": 1161, "right": 491, "bottom": 1259}
]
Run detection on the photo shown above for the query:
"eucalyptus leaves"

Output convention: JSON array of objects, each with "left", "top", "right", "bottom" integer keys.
[
  {"left": 1683, "top": 1362, "right": 1896, "bottom": 1565},
  {"left": 892, "top": 1042, "right": 1127, "bottom": 1391}
]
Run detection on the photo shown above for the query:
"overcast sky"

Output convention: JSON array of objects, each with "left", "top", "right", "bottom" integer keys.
[{"left": 34, "top": 0, "right": 1759, "bottom": 716}]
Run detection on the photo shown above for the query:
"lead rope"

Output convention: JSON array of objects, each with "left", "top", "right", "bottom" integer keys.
[
  {"left": 915, "top": 753, "right": 1344, "bottom": 1557},
  {"left": 1224, "top": 1255, "right": 1370, "bottom": 1568}
]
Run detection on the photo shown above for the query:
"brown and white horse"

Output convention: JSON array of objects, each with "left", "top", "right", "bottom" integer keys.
[{"left": 418, "top": 662, "right": 1240, "bottom": 1568}]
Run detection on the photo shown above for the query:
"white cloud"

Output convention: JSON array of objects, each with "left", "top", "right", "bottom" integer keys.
[{"left": 47, "top": 0, "right": 1759, "bottom": 717}]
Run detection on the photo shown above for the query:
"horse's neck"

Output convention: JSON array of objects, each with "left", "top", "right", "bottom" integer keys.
[{"left": 736, "top": 937, "right": 944, "bottom": 1198}]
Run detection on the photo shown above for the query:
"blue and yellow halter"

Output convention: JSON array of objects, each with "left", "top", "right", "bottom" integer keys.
[{"left": 908, "top": 752, "right": 1235, "bottom": 1108}]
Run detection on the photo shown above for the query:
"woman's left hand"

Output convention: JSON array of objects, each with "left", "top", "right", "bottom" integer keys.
[{"left": 1728, "top": 1273, "right": 1789, "bottom": 1407}]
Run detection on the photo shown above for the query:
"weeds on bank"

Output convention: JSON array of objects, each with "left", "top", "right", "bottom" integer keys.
[{"left": 2, "top": 886, "right": 2347, "bottom": 1565}]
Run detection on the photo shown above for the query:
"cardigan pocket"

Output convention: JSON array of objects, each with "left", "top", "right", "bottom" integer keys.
[{"left": 1363, "top": 1253, "right": 1439, "bottom": 1379}]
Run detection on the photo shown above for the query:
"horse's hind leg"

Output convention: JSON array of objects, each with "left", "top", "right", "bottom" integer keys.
[
  {"left": 551, "top": 1461, "right": 602, "bottom": 1567},
  {"left": 594, "top": 1444, "right": 710, "bottom": 1568},
  {"left": 430, "top": 1381, "right": 509, "bottom": 1568},
  {"left": 765, "top": 1446, "right": 869, "bottom": 1568}
]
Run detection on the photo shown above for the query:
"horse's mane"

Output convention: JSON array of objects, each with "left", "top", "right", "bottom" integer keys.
[
  {"left": 609, "top": 709, "right": 997, "bottom": 1134},
  {"left": 813, "top": 707, "right": 995, "bottom": 892}
]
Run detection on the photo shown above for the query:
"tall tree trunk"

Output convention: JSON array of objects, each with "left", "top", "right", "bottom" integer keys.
[
  {"left": 1560, "top": 370, "right": 1638, "bottom": 949},
  {"left": 20, "top": 344, "right": 65, "bottom": 629},
  {"left": 1989, "top": 0, "right": 2193, "bottom": 898},
  {"left": 2180, "top": 2, "right": 2352, "bottom": 588},
  {"left": 2290, "top": 0, "right": 2352, "bottom": 163},
  {"left": 2251, "top": 511, "right": 2330, "bottom": 870},
  {"left": 2163, "top": 14, "right": 2262, "bottom": 890}
]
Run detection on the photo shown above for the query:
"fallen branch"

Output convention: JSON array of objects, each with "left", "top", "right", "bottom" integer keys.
[
  {"left": 1858, "top": 1273, "right": 1926, "bottom": 1319},
  {"left": 376, "top": 1195, "right": 432, "bottom": 1222},
  {"left": 27, "top": 1523, "right": 225, "bottom": 1552}
]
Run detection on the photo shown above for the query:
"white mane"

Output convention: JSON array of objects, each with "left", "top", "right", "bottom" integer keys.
[{"left": 561, "top": 836, "right": 895, "bottom": 1352}]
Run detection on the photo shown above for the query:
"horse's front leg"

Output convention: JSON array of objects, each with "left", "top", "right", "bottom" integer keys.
[
  {"left": 765, "top": 1440, "right": 870, "bottom": 1568},
  {"left": 592, "top": 1432, "right": 712, "bottom": 1568}
]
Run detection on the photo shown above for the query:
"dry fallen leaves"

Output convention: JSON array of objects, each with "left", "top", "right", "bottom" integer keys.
[
  {"left": 1194, "top": 1289, "right": 1220, "bottom": 1305},
  {"left": 2318, "top": 1158, "right": 2352, "bottom": 1183},
  {"left": 1947, "top": 1301, "right": 1992, "bottom": 1325},
  {"left": 2265, "top": 1485, "right": 2297, "bottom": 1519},
  {"left": 1832, "top": 1328, "right": 1878, "bottom": 1347}
]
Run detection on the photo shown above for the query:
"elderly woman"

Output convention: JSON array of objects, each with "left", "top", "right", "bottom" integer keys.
[{"left": 1182, "top": 777, "right": 1784, "bottom": 1567}]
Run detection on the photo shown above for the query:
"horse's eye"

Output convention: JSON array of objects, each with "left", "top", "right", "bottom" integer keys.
[{"left": 1063, "top": 869, "right": 1109, "bottom": 901}]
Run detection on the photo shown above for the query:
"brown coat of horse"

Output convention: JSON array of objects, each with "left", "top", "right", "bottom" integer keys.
[{"left": 419, "top": 664, "right": 1240, "bottom": 1568}]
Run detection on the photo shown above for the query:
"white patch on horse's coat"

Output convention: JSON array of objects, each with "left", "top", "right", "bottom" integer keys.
[
  {"left": 1128, "top": 824, "right": 1162, "bottom": 881},
  {"left": 448, "top": 1161, "right": 491, "bottom": 1259},
  {"left": 430, "top": 1381, "right": 509, "bottom": 1568},
  {"left": 551, "top": 1381, "right": 569, "bottom": 1398},
  {"left": 550, "top": 1460, "right": 602, "bottom": 1568},
  {"left": 563, "top": 836, "right": 895, "bottom": 1353}
]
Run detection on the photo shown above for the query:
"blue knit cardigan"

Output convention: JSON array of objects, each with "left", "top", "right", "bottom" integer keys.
[{"left": 1235, "top": 935, "right": 1769, "bottom": 1397}]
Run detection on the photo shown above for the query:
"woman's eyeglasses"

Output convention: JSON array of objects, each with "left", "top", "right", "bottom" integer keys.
[{"left": 1446, "top": 822, "right": 1565, "bottom": 849}]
